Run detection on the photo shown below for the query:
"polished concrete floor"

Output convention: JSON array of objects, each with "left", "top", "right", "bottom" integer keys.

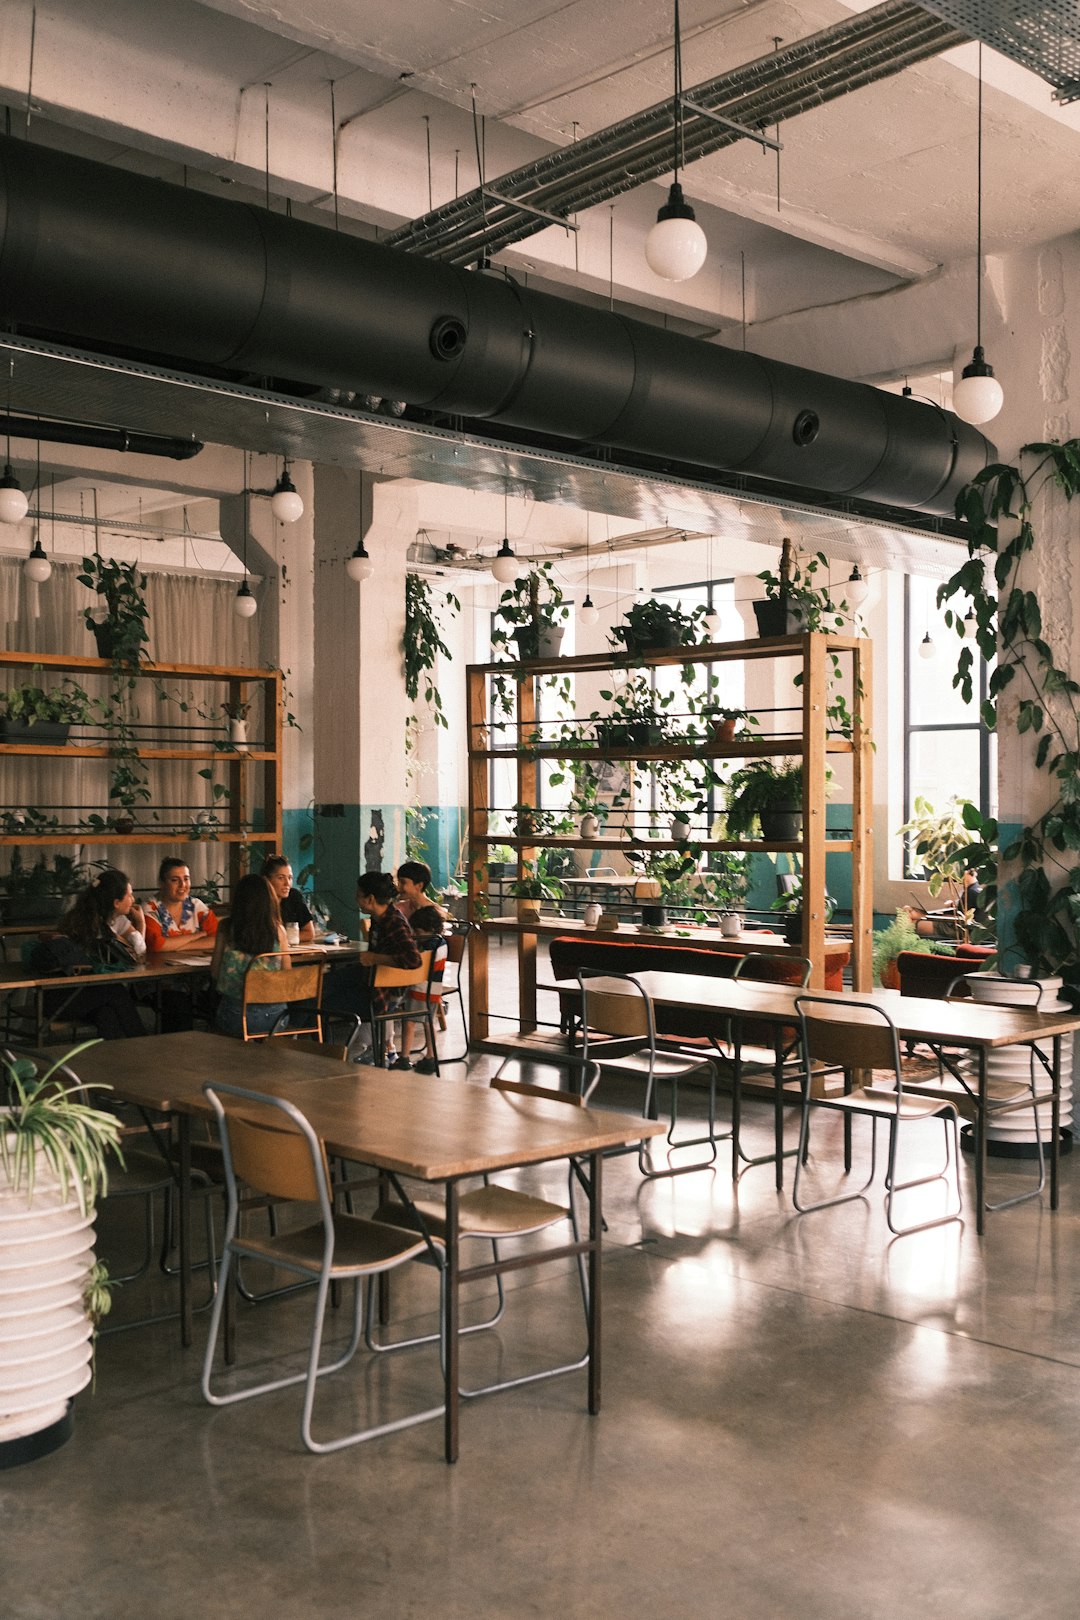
[{"left": 7, "top": 950, "right": 1080, "bottom": 1619}]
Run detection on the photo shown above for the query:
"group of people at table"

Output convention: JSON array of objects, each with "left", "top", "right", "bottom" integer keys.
[{"left": 29, "top": 856, "right": 448, "bottom": 1069}]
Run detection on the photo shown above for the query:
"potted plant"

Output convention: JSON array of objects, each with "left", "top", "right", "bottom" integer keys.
[
  {"left": 872, "top": 908, "right": 930, "bottom": 988},
  {"left": 725, "top": 759, "right": 805, "bottom": 842},
  {"left": 771, "top": 876, "right": 836, "bottom": 945},
  {"left": 899, "top": 795, "right": 983, "bottom": 945},
  {"left": 0, "top": 1044, "right": 121, "bottom": 1468},
  {"left": 77, "top": 555, "right": 150, "bottom": 667},
  {"left": 0, "top": 852, "right": 84, "bottom": 925},
  {"left": 222, "top": 698, "right": 252, "bottom": 750},
  {"left": 593, "top": 676, "right": 674, "bottom": 751},
  {"left": 547, "top": 758, "right": 605, "bottom": 838},
  {"left": 508, "top": 863, "right": 564, "bottom": 923},
  {"left": 610, "top": 596, "right": 704, "bottom": 657},
  {"left": 0, "top": 677, "right": 94, "bottom": 744},
  {"left": 700, "top": 703, "right": 750, "bottom": 747},
  {"left": 492, "top": 562, "right": 569, "bottom": 661},
  {"left": 753, "top": 538, "right": 851, "bottom": 638}
]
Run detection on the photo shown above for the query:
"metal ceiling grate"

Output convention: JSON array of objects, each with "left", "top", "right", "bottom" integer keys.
[{"left": 918, "top": 1, "right": 1080, "bottom": 100}]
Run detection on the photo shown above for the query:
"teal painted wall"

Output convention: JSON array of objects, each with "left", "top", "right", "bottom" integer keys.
[
  {"left": 416, "top": 804, "right": 464, "bottom": 889},
  {"left": 284, "top": 802, "right": 410, "bottom": 935},
  {"left": 744, "top": 802, "right": 855, "bottom": 919}
]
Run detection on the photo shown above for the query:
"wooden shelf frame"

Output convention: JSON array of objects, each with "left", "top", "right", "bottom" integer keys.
[
  {"left": 466, "top": 631, "right": 873, "bottom": 1040},
  {"left": 0, "top": 651, "right": 283, "bottom": 893}
]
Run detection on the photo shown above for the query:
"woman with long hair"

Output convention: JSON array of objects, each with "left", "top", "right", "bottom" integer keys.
[
  {"left": 31, "top": 867, "right": 146, "bottom": 1040},
  {"left": 210, "top": 873, "right": 292, "bottom": 1038}
]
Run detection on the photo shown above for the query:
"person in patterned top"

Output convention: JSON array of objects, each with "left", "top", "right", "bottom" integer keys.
[{"left": 143, "top": 858, "right": 219, "bottom": 953}]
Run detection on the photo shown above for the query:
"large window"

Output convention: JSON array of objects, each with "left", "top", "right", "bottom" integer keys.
[{"left": 904, "top": 574, "right": 995, "bottom": 866}]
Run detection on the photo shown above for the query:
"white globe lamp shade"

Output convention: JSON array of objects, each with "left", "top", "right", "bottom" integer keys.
[
  {"left": 961, "top": 609, "right": 976, "bottom": 640},
  {"left": 918, "top": 632, "right": 935, "bottom": 661},
  {"left": 845, "top": 566, "right": 870, "bottom": 608},
  {"left": 578, "top": 594, "right": 599, "bottom": 626},
  {"left": 233, "top": 581, "right": 258, "bottom": 618},
  {"left": 491, "top": 540, "right": 519, "bottom": 584},
  {"left": 269, "top": 469, "right": 304, "bottom": 523},
  {"left": 645, "top": 184, "right": 707, "bottom": 282},
  {"left": 346, "top": 542, "right": 374, "bottom": 581},
  {"left": 0, "top": 465, "right": 29, "bottom": 525},
  {"left": 703, "top": 611, "right": 722, "bottom": 639},
  {"left": 23, "top": 539, "right": 51, "bottom": 583},
  {"left": 952, "top": 347, "right": 1003, "bottom": 426}
]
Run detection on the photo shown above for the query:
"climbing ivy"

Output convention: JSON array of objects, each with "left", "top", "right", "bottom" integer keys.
[
  {"left": 404, "top": 572, "right": 459, "bottom": 729},
  {"left": 938, "top": 438, "right": 1080, "bottom": 989}
]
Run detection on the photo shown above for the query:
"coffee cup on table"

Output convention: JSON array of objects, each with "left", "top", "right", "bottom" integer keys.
[
  {"left": 286, "top": 922, "right": 301, "bottom": 946},
  {"left": 720, "top": 913, "right": 742, "bottom": 938}
]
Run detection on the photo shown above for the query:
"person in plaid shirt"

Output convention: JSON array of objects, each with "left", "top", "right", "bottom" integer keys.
[{"left": 323, "top": 870, "right": 421, "bottom": 1067}]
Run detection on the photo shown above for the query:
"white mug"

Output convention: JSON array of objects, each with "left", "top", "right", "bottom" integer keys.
[
  {"left": 720, "top": 913, "right": 741, "bottom": 938},
  {"left": 583, "top": 902, "right": 601, "bottom": 928}
]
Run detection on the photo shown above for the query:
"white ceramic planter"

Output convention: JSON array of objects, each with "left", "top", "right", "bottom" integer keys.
[
  {"left": 229, "top": 717, "right": 248, "bottom": 750},
  {"left": 0, "top": 1143, "right": 95, "bottom": 1462},
  {"left": 671, "top": 817, "right": 691, "bottom": 840},
  {"left": 580, "top": 814, "right": 599, "bottom": 839}
]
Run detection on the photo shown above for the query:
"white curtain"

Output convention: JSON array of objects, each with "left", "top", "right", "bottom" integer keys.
[{"left": 1, "top": 558, "right": 265, "bottom": 897}]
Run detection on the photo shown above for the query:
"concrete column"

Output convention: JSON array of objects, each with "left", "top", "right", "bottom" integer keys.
[{"left": 312, "top": 468, "right": 414, "bottom": 927}]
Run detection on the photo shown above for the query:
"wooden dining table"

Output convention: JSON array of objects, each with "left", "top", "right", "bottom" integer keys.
[
  {"left": 576, "top": 971, "right": 1080, "bottom": 1234},
  {"left": 46, "top": 1030, "right": 664, "bottom": 1462}
]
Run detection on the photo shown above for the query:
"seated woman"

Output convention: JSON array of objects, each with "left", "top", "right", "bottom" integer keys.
[
  {"left": 32, "top": 867, "right": 146, "bottom": 1040},
  {"left": 143, "top": 858, "right": 219, "bottom": 953},
  {"left": 322, "top": 870, "right": 420, "bottom": 1067},
  {"left": 210, "top": 872, "right": 292, "bottom": 1039},
  {"left": 262, "top": 854, "right": 315, "bottom": 942}
]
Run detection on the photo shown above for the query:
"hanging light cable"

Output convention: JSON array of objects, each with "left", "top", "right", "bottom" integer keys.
[
  {"left": 234, "top": 455, "right": 258, "bottom": 618},
  {"left": 23, "top": 434, "right": 49, "bottom": 581},
  {"left": 953, "top": 45, "right": 1004, "bottom": 427},
  {"left": 644, "top": 0, "right": 707, "bottom": 282},
  {"left": 579, "top": 511, "right": 598, "bottom": 625}
]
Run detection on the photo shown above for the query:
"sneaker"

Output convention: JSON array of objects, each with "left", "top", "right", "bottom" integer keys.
[
  {"left": 414, "top": 1058, "right": 439, "bottom": 1075},
  {"left": 385, "top": 1053, "right": 412, "bottom": 1071},
  {"left": 350, "top": 1045, "right": 374, "bottom": 1066}
]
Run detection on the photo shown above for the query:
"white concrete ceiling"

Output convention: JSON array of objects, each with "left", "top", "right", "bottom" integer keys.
[{"left": 1, "top": 0, "right": 1079, "bottom": 552}]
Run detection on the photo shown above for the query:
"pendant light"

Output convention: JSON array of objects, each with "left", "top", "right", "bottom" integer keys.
[
  {"left": 234, "top": 464, "right": 258, "bottom": 617},
  {"left": 953, "top": 46, "right": 1003, "bottom": 427},
  {"left": 0, "top": 361, "right": 28, "bottom": 524},
  {"left": 491, "top": 483, "right": 519, "bottom": 583},
  {"left": 346, "top": 538, "right": 374, "bottom": 581},
  {"left": 644, "top": 0, "right": 707, "bottom": 282},
  {"left": 269, "top": 460, "right": 304, "bottom": 523},
  {"left": 845, "top": 565, "right": 870, "bottom": 607},
  {"left": 918, "top": 631, "right": 935, "bottom": 660},
  {"left": 960, "top": 606, "right": 977, "bottom": 639},
  {"left": 579, "top": 513, "right": 599, "bottom": 624}
]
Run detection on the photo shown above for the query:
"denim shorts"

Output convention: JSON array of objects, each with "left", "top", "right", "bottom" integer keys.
[{"left": 214, "top": 995, "right": 287, "bottom": 1038}]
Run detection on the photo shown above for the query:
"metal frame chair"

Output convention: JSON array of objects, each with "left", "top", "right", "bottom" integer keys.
[
  {"left": 725, "top": 952, "right": 812, "bottom": 1177},
  {"left": 792, "top": 995, "right": 963, "bottom": 1236},
  {"left": 368, "top": 949, "right": 435, "bottom": 1067},
  {"left": 363, "top": 1066, "right": 595, "bottom": 1397},
  {"left": 201, "top": 1081, "right": 444, "bottom": 1454},
  {"left": 577, "top": 970, "right": 719, "bottom": 1177},
  {"left": 241, "top": 959, "right": 324, "bottom": 1042},
  {"left": 432, "top": 921, "right": 471, "bottom": 1063}
]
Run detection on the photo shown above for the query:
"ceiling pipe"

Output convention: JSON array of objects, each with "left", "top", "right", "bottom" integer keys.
[
  {"left": 0, "top": 414, "right": 203, "bottom": 459},
  {"left": 0, "top": 134, "right": 992, "bottom": 517}
]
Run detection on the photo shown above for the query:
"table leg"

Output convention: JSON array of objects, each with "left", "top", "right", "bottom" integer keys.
[
  {"left": 975, "top": 1049, "right": 987, "bottom": 1237},
  {"left": 587, "top": 1150, "right": 602, "bottom": 1417},
  {"left": 731, "top": 1027, "right": 742, "bottom": 1181},
  {"left": 444, "top": 1179, "right": 460, "bottom": 1464},
  {"left": 773, "top": 1028, "right": 784, "bottom": 1192},
  {"left": 178, "top": 1115, "right": 193, "bottom": 1346},
  {"left": 1051, "top": 1035, "right": 1061, "bottom": 1211}
]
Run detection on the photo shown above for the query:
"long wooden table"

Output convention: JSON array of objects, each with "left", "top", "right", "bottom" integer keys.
[
  {"left": 578, "top": 972, "right": 1080, "bottom": 1234},
  {"left": 48, "top": 1030, "right": 663, "bottom": 1463}
]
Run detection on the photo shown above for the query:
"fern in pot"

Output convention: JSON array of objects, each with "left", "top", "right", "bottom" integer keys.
[{"left": 0, "top": 1045, "right": 121, "bottom": 1467}]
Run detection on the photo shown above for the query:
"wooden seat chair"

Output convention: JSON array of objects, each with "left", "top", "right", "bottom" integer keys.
[
  {"left": 240, "top": 958, "right": 324, "bottom": 1042},
  {"left": 201, "top": 1081, "right": 444, "bottom": 1455},
  {"left": 792, "top": 995, "right": 963, "bottom": 1236},
  {"left": 364, "top": 1066, "right": 597, "bottom": 1397},
  {"left": 577, "top": 970, "right": 719, "bottom": 1178}
]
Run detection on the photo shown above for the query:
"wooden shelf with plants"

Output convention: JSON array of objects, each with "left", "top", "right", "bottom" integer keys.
[
  {"left": 465, "top": 630, "right": 872, "bottom": 1045},
  {"left": 0, "top": 650, "right": 283, "bottom": 920}
]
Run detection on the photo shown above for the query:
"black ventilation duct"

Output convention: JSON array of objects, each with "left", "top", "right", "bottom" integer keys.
[{"left": 0, "top": 136, "right": 990, "bottom": 516}]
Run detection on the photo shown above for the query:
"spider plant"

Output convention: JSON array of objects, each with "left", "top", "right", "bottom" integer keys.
[{"left": 1, "top": 1044, "right": 122, "bottom": 1214}]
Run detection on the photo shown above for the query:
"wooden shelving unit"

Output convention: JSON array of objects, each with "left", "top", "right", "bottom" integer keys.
[
  {"left": 465, "top": 631, "right": 873, "bottom": 1042},
  {"left": 0, "top": 651, "right": 283, "bottom": 893}
]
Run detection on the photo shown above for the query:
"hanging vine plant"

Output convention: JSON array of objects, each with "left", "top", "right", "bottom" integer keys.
[
  {"left": 938, "top": 437, "right": 1080, "bottom": 990},
  {"left": 403, "top": 572, "right": 459, "bottom": 732}
]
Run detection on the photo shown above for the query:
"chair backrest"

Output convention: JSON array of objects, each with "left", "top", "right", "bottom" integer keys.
[
  {"left": 203, "top": 1082, "right": 331, "bottom": 1210},
  {"left": 734, "top": 951, "right": 812, "bottom": 987},
  {"left": 578, "top": 970, "right": 653, "bottom": 1043},
  {"left": 446, "top": 923, "right": 472, "bottom": 967},
  {"left": 372, "top": 948, "right": 433, "bottom": 991},
  {"left": 243, "top": 958, "right": 324, "bottom": 1007},
  {"left": 776, "top": 873, "right": 799, "bottom": 897},
  {"left": 794, "top": 994, "right": 900, "bottom": 1075}
]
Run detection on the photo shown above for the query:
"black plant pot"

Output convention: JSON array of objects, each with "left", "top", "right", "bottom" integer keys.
[
  {"left": 640, "top": 904, "right": 667, "bottom": 928},
  {"left": 752, "top": 599, "right": 804, "bottom": 637},
  {"left": 88, "top": 619, "right": 116, "bottom": 659},
  {"left": 0, "top": 721, "right": 69, "bottom": 744},
  {"left": 761, "top": 807, "right": 803, "bottom": 842},
  {"left": 783, "top": 911, "right": 803, "bottom": 945}
]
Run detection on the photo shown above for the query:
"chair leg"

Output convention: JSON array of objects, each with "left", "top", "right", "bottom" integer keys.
[
  {"left": 883, "top": 1112, "right": 964, "bottom": 1235},
  {"left": 639, "top": 1066, "right": 720, "bottom": 1179},
  {"left": 792, "top": 1107, "right": 879, "bottom": 1215}
]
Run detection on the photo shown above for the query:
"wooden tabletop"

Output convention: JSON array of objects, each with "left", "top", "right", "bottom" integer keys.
[
  {"left": 483, "top": 915, "right": 851, "bottom": 957},
  {"left": 43, "top": 1030, "right": 664, "bottom": 1182},
  {"left": 1, "top": 939, "right": 362, "bottom": 994},
  {"left": 580, "top": 971, "right": 1080, "bottom": 1050}
]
